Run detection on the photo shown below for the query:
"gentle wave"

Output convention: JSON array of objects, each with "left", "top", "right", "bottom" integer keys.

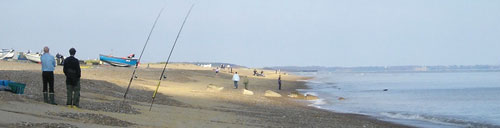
[
  {"left": 307, "top": 100, "right": 324, "bottom": 109},
  {"left": 380, "top": 112, "right": 499, "bottom": 128}
]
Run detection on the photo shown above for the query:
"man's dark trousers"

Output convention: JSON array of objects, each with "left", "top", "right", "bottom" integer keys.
[
  {"left": 66, "top": 79, "right": 80, "bottom": 107},
  {"left": 42, "top": 71, "right": 54, "bottom": 104}
]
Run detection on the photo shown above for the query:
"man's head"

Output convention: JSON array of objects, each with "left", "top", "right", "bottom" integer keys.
[
  {"left": 43, "top": 46, "right": 49, "bottom": 53},
  {"left": 235, "top": 72, "right": 238, "bottom": 74},
  {"left": 69, "top": 48, "right": 76, "bottom": 56}
]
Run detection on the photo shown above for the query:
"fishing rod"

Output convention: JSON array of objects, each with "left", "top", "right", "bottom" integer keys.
[
  {"left": 149, "top": 4, "right": 195, "bottom": 111},
  {"left": 123, "top": 6, "right": 166, "bottom": 100}
]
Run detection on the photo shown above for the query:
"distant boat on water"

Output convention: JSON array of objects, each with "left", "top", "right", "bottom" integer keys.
[{"left": 99, "top": 54, "right": 138, "bottom": 67}]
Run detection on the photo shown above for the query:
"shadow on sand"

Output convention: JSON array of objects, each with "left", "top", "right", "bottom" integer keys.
[{"left": 0, "top": 70, "right": 191, "bottom": 114}]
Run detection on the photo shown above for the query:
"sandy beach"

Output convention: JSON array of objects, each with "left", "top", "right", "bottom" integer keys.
[{"left": 0, "top": 61, "right": 410, "bottom": 128}]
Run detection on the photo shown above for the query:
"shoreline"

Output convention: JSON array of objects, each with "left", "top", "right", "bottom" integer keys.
[
  {"left": 296, "top": 72, "right": 500, "bottom": 128},
  {"left": 284, "top": 77, "right": 415, "bottom": 128},
  {"left": 0, "top": 61, "right": 411, "bottom": 127}
]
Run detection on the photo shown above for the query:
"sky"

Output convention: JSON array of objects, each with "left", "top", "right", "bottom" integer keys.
[{"left": 1, "top": 0, "right": 500, "bottom": 67}]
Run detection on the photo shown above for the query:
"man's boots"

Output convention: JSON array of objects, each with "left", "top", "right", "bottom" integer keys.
[
  {"left": 43, "top": 92, "right": 49, "bottom": 103},
  {"left": 48, "top": 93, "right": 57, "bottom": 105}
]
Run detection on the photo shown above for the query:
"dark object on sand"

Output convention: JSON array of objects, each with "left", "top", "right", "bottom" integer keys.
[{"left": 383, "top": 89, "right": 388, "bottom": 91}]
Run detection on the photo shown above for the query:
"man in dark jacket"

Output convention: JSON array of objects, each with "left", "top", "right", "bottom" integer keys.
[
  {"left": 278, "top": 75, "right": 282, "bottom": 90},
  {"left": 63, "top": 48, "right": 81, "bottom": 108}
]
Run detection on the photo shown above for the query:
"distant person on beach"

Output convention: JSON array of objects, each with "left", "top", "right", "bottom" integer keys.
[
  {"left": 278, "top": 75, "right": 282, "bottom": 90},
  {"left": 215, "top": 67, "right": 219, "bottom": 75},
  {"left": 41, "top": 46, "right": 57, "bottom": 105},
  {"left": 232, "top": 72, "right": 240, "bottom": 89},
  {"left": 243, "top": 76, "right": 249, "bottom": 90},
  {"left": 55, "top": 53, "right": 64, "bottom": 65},
  {"left": 253, "top": 69, "right": 257, "bottom": 76},
  {"left": 63, "top": 48, "right": 81, "bottom": 108}
]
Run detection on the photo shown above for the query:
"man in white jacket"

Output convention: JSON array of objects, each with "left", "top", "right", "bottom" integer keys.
[{"left": 232, "top": 72, "right": 240, "bottom": 89}]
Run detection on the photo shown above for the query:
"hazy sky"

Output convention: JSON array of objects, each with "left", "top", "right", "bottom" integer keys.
[{"left": 1, "top": 0, "right": 500, "bottom": 67}]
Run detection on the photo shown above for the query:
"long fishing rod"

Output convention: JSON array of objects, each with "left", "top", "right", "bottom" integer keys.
[
  {"left": 123, "top": 6, "right": 166, "bottom": 100},
  {"left": 149, "top": 4, "right": 195, "bottom": 111}
]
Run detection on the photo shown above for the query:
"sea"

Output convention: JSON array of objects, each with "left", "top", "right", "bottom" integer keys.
[{"left": 296, "top": 71, "right": 500, "bottom": 128}]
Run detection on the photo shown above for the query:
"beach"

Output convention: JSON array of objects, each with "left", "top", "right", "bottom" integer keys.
[{"left": 0, "top": 61, "right": 410, "bottom": 128}]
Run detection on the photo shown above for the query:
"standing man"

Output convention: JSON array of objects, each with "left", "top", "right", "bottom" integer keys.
[
  {"left": 278, "top": 75, "right": 282, "bottom": 90},
  {"left": 63, "top": 48, "right": 81, "bottom": 108},
  {"left": 41, "top": 46, "right": 57, "bottom": 105},
  {"left": 232, "top": 72, "right": 240, "bottom": 89},
  {"left": 243, "top": 76, "right": 249, "bottom": 90}
]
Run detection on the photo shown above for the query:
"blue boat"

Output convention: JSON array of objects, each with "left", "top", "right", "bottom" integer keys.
[{"left": 99, "top": 54, "right": 138, "bottom": 67}]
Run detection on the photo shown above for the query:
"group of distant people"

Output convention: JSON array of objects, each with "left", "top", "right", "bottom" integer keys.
[
  {"left": 40, "top": 46, "right": 81, "bottom": 108},
  {"left": 253, "top": 69, "right": 265, "bottom": 77},
  {"left": 230, "top": 70, "right": 282, "bottom": 90},
  {"left": 215, "top": 64, "right": 234, "bottom": 76},
  {"left": 219, "top": 64, "right": 230, "bottom": 70},
  {"left": 215, "top": 66, "right": 281, "bottom": 90}
]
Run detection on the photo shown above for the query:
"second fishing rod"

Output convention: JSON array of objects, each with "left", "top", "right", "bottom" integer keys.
[{"left": 150, "top": 3, "right": 195, "bottom": 111}]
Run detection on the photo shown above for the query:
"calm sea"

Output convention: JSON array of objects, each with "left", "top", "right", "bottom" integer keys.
[{"left": 297, "top": 71, "right": 500, "bottom": 128}]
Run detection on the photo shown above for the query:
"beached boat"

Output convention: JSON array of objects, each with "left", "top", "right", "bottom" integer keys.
[
  {"left": 99, "top": 54, "right": 138, "bottom": 67},
  {"left": 25, "top": 53, "right": 41, "bottom": 63},
  {"left": 24, "top": 53, "right": 64, "bottom": 65},
  {"left": 0, "top": 49, "right": 15, "bottom": 60}
]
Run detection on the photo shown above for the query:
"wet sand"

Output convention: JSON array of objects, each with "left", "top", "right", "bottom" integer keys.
[{"left": 0, "top": 61, "right": 411, "bottom": 128}]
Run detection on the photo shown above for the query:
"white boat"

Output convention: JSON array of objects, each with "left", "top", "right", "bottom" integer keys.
[
  {"left": 0, "top": 49, "right": 15, "bottom": 60},
  {"left": 25, "top": 53, "right": 64, "bottom": 65},
  {"left": 25, "top": 53, "right": 41, "bottom": 63}
]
